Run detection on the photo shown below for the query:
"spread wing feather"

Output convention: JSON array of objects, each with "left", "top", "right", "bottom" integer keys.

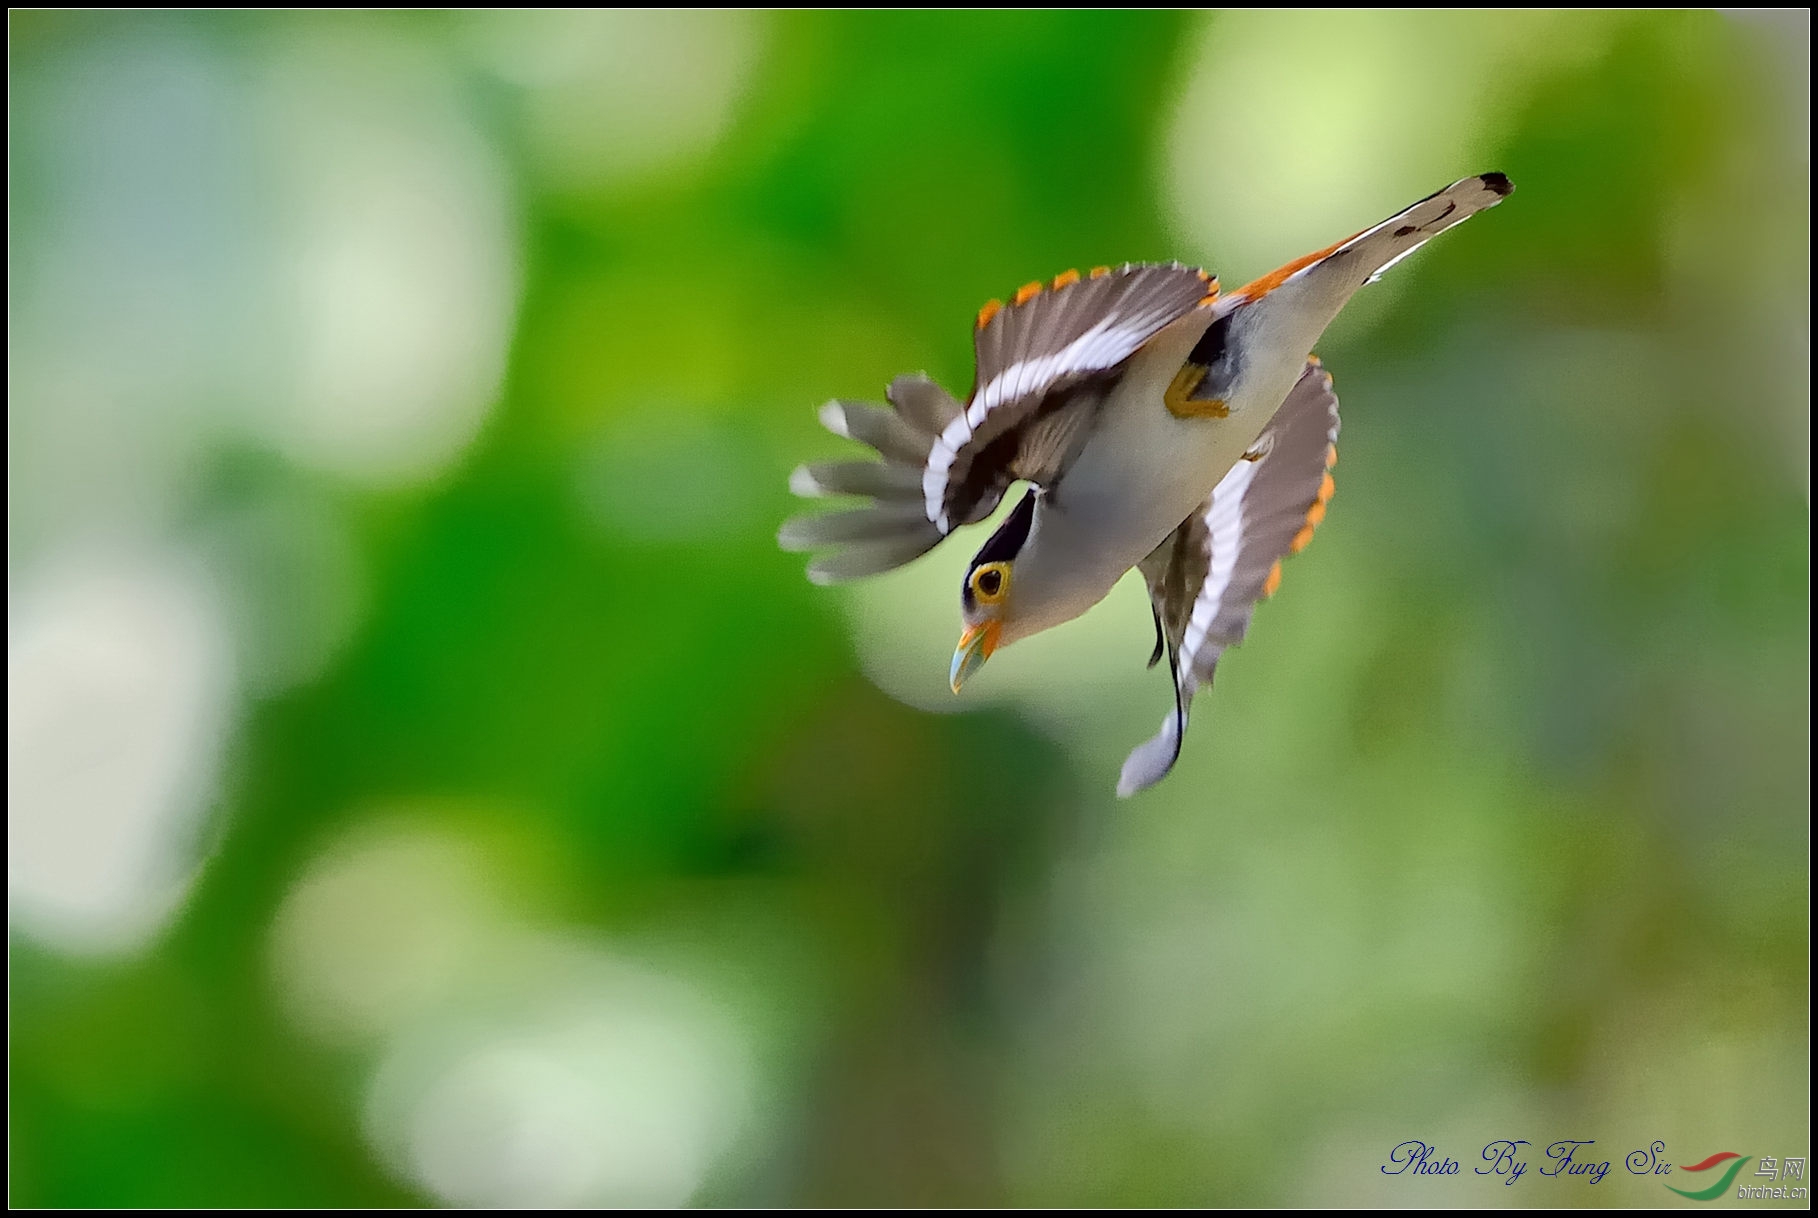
[
  {"left": 926, "top": 263, "right": 1215, "bottom": 531},
  {"left": 789, "top": 460, "right": 923, "bottom": 502},
  {"left": 1119, "top": 359, "right": 1342, "bottom": 796},
  {"left": 780, "top": 375, "right": 958, "bottom": 583},
  {"left": 781, "top": 264, "right": 1216, "bottom": 583}
]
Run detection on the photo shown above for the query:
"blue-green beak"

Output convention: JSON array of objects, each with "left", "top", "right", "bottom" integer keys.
[{"left": 949, "top": 621, "right": 1000, "bottom": 693}]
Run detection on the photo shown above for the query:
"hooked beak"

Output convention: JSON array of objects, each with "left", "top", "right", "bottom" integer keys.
[{"left": 949, "top": 620, "right": 1001, "bottom": 693}]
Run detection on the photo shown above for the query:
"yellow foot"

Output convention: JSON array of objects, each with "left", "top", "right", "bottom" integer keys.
[{"left": 1163, "top": 364, "right": 1229, "bottom": 419}]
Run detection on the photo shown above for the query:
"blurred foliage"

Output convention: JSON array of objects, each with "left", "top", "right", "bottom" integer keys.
[{"left": 8, "top": 9, "right": 1809, "bottom": 1207}]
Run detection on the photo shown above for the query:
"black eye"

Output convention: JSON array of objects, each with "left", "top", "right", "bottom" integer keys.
[{"left": 977, "top": 568, "right": 1002, "bottom": 597}]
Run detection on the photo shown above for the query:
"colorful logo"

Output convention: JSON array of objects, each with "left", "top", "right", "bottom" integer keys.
[{"left": 1666, "top": 1152, "right": 1752, "bottom": 1201}]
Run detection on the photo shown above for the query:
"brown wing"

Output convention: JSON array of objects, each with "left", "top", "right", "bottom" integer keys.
[
  {"left": 1120, "top": 358, "right": 1341, "bottom": 796},
  {"left": 779, "top": 373, "right": 962, "bottom": 584},
  {"left": 923, "top": 263, "right": 1216, "bottom": 531},
  {"left": 781, "top": 263, "right": 1216, "bottom": 583}
]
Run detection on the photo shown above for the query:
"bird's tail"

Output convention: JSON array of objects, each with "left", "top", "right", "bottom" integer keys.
[{"left": 1224, "top": 173, "right": 1513, "bottom": 310}]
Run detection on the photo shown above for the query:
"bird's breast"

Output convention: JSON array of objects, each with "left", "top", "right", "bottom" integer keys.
[{"left": 1049, "top": 323, "right": 1281, "bottom": 584}]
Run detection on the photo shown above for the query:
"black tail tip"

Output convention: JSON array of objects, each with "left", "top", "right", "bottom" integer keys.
[{"left": 1480, "top": 171, "right": 1514, "bottom": 197}]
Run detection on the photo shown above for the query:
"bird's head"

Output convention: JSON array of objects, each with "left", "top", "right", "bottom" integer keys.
[{"left": 950, "top": 489, "right": 1037, "bottom": 692}]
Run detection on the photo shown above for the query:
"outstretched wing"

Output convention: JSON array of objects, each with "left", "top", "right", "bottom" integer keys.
[
  {"left": 779, "top": 373, "right": 961, "bottom": 584},
  {"left": 1119, "top": 358, "right": 1341, "bottom": 797},
  {"left": 782, "top": 262, "right": 1216, "bottom": 583},
  {"left": 926, "top": 263, "right": 1216, "bottom": 531}
]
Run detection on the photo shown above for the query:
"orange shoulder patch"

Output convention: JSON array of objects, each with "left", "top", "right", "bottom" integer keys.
[{"left": 1231, "top": 235, "right": 1349, "bottom": 303}]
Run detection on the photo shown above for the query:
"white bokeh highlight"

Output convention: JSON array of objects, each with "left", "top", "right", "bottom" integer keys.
[
  {"left": 1164, "top": 12, "right": 1628, "bottom": 300},
  {"left": 11, "top": 28, "right": 522, "bottom": 525},
  {"left": 8, "top": 551, "right": 234, "bottom": 954},
  {"left": 9, "top": 27, "right": 526, "bottom": 959},
  {"left": 8, "top": 32, "right": 257, "bottom": 555},
  {"left": 258, "top": 32, "right": 520, "bottom": 483},
  {"left": 269, "top": 820, "right": 506, "bottom": 1047},
  {"left": 467, "top": 11, "right": 767, "bottom": 190},
  {"left": 271, "top": 820, "right": 762, "bottom": 1207},
  {"left": 367, "top": 961, "right": 755, "bottom": 1209}
]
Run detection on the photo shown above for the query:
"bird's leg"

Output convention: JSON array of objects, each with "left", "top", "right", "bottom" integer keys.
[{"left": 1165, "top": 638, "right": 1186, "bottom": 774}]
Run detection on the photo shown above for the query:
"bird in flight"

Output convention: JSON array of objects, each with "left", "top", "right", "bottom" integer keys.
[{"left": 781, "top": 174, "right": 1513, "bottom": 796}]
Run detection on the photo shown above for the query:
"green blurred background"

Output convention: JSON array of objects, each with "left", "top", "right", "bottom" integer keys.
[{"left": 8, "top": 10, "right": 1809, "bottom": 1207}]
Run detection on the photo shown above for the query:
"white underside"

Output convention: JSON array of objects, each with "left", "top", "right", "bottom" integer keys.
[{"left": 1003, "top": 272, "right": 1353, "bottom": 645}]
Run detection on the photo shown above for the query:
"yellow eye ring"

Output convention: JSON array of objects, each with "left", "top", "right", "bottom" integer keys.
[{"left": 969, "top": 562, "right": 1010, "bottom": 604}]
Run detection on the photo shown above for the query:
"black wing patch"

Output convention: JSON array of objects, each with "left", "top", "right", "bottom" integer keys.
[{"left": 1119, "top": 358, "right": 1341, "bottom": 796}]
